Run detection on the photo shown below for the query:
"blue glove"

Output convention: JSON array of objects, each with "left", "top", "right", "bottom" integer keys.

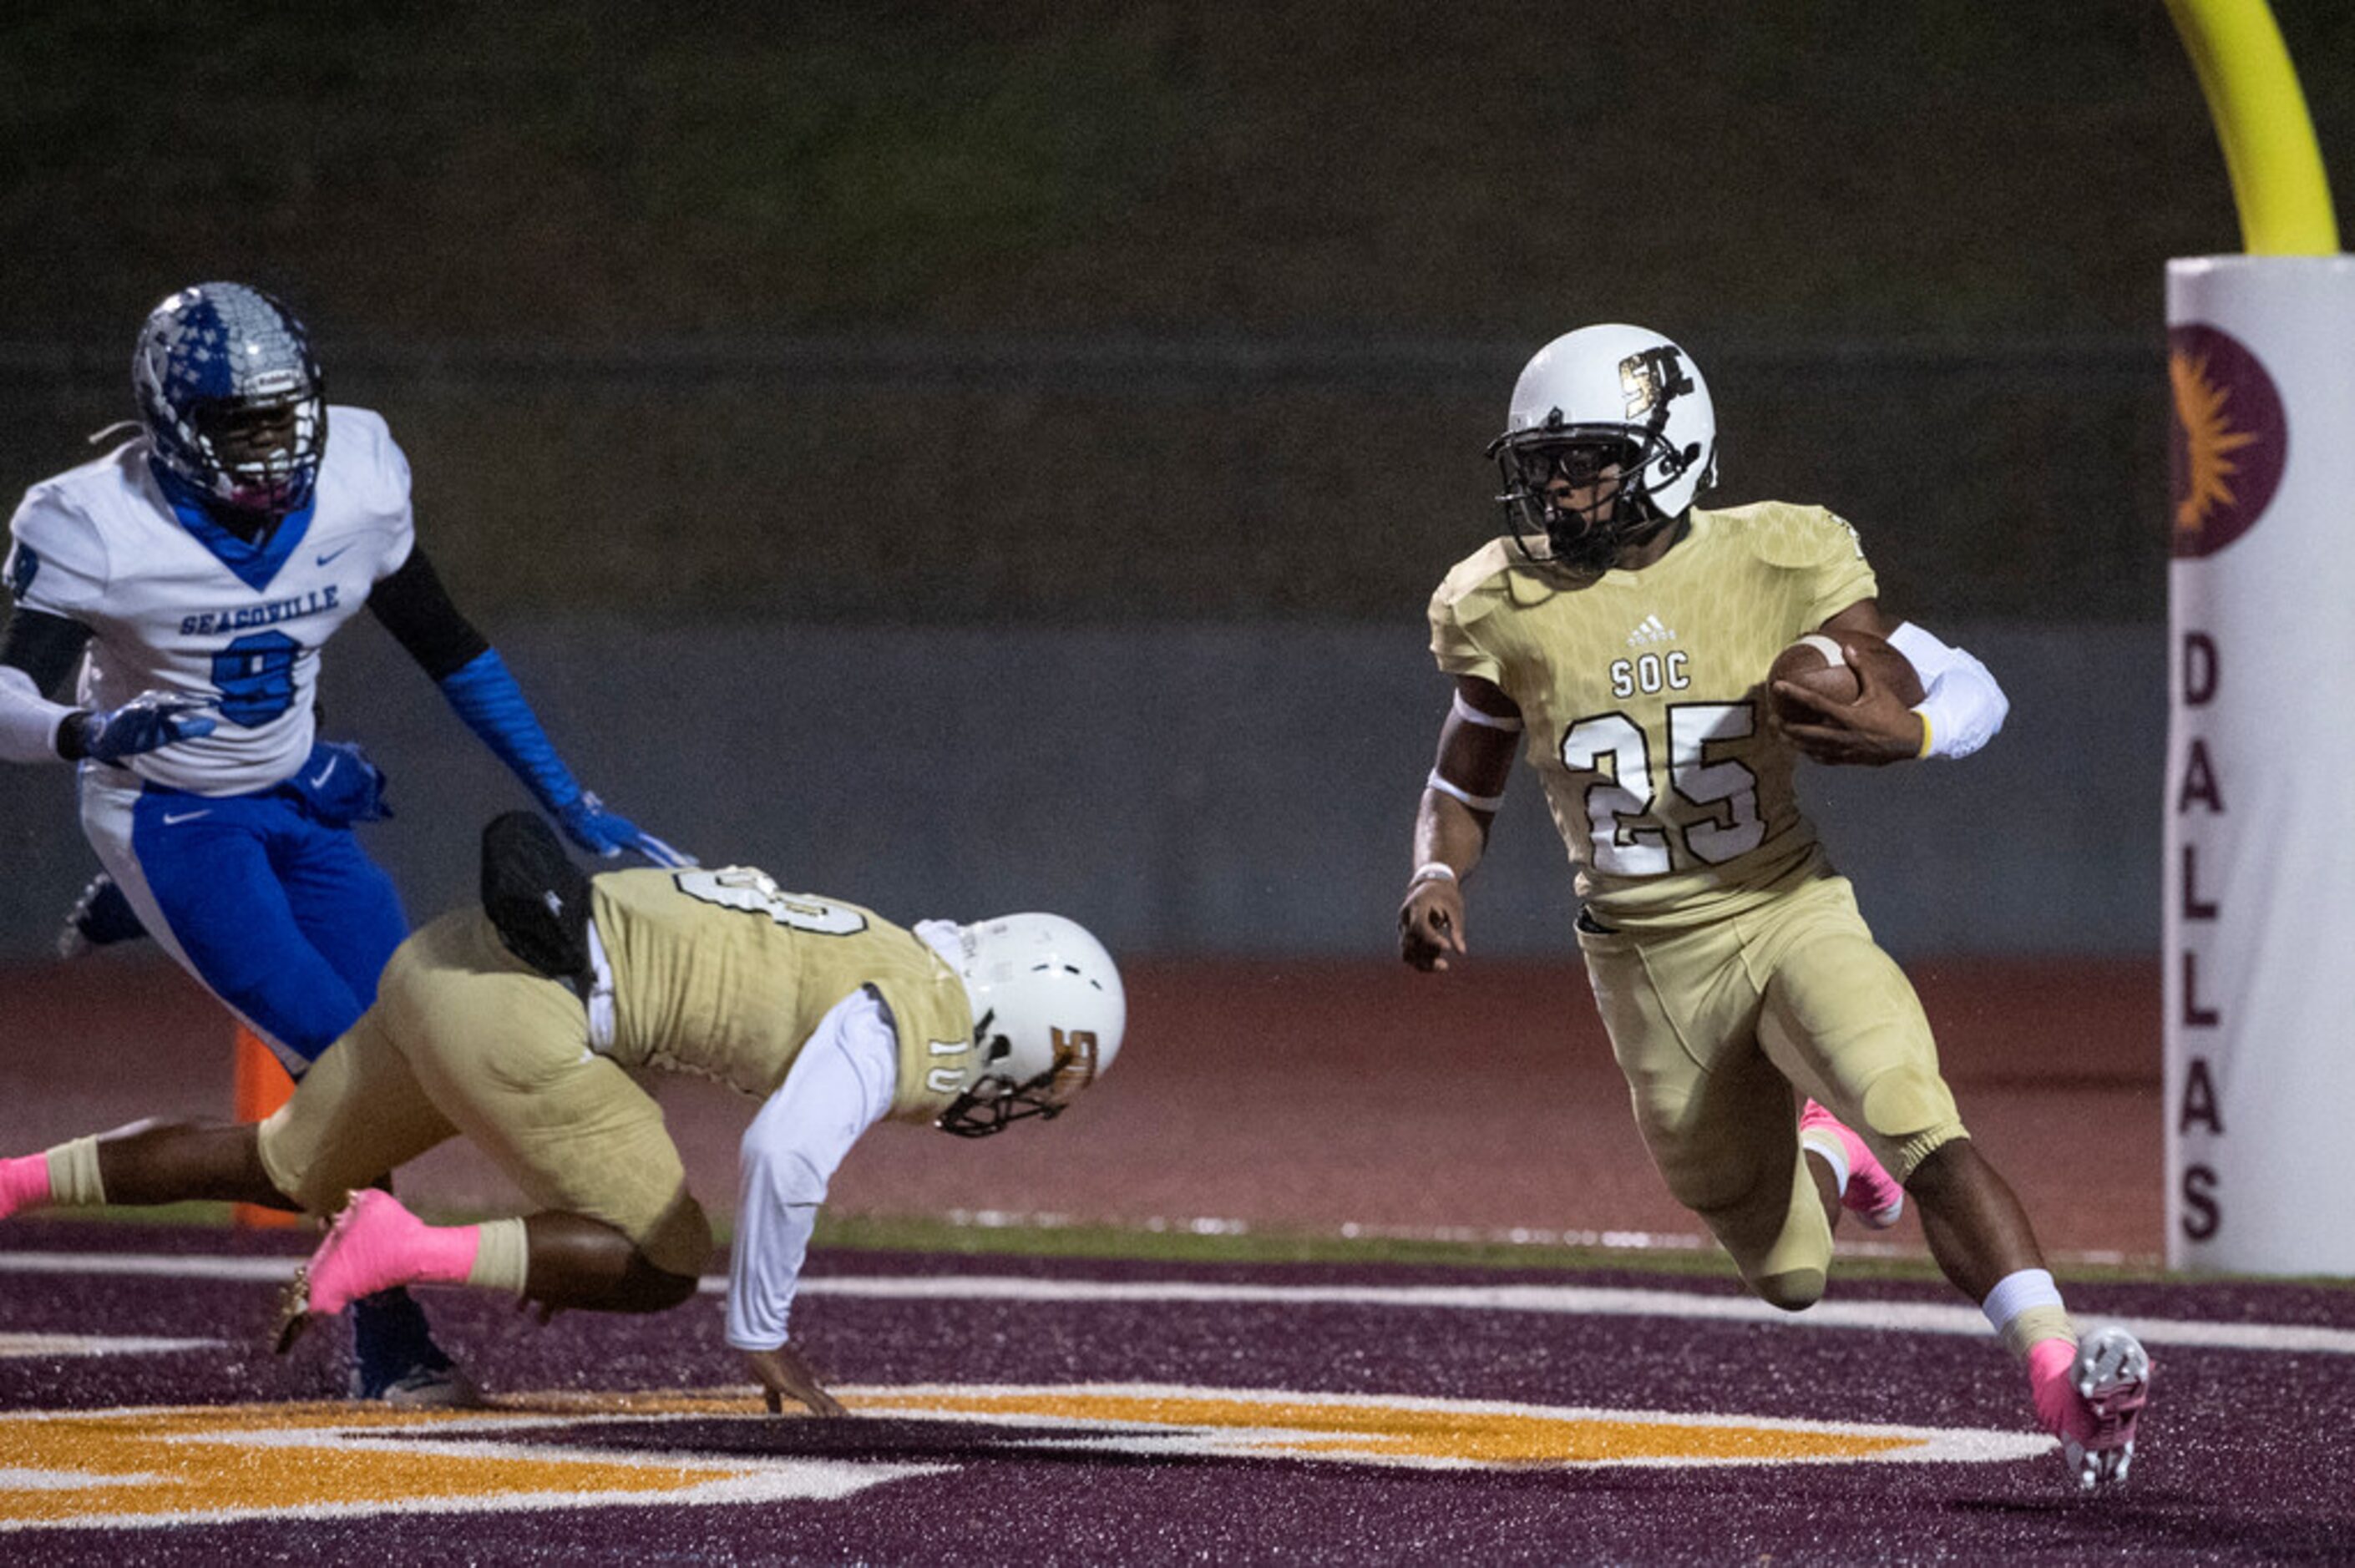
[
  {"left": 290, "top": 739, "right": 394, "bottom": 827},
  {"left": 555, "top": 791, "right": 696, "bottom": 867},
  {"left": 74, "top": 691, "right": 216, "bottom": 762}
]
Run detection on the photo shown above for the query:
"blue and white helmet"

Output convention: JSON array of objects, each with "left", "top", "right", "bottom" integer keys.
[{"left": 132, "top": 282, "right": 327, "bottom": 516}]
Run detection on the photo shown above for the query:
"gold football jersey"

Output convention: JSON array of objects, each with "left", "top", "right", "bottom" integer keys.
[
  {"left": 1429, "top": 502, "right": 1878, "bottom": 930},
  {"left": 586, "top": 867, "right": 981, "bottom": 1120}
]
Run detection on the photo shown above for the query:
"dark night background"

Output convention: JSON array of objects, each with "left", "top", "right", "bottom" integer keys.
[
  {"left": 9, "top": 3, "right": 2348, "bottom": 621},
  {"left": 1, "top": 3, "right": 2347, "bottom": 956}
]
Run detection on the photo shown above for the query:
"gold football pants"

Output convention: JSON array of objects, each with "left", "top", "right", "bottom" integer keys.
[
  {"left": 255, "top": 907, "right": 714, "bottom": 1277},
  {"left": 1577, "top": 873, "right": 1966, "bottom": 1309}
]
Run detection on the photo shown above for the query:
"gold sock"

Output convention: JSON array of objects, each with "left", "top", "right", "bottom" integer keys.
[
  {"left": 465, "top": 1217, "right": 531, "bottom": 1296},
  {"left": 43, "top": 1137, "right": 106, "bottom": 1207},
  {"left": 2000, "top": 1302, "right": 2077, "bottom": 1363}
]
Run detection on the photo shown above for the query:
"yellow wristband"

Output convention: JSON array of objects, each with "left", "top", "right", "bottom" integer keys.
[{"left": 1914, "top": 711, "right": 1935, "bottom": 759}]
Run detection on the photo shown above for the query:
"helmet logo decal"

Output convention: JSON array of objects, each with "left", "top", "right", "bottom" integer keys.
[
  {"left": 1051, "top": 1027, "right": 1100, "bottom": 1089},
  {"left": 7, "top": 544, "right": 36, "bottom": 599},
  {"left": 1618, "top": 347, "right": 1693, "bottom": 422},
  {"left": 2168, "top": 322, "right": 2287, "bottom": 559}
]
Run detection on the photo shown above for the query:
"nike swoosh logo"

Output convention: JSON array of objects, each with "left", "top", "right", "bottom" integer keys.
[
  {"left": 315, "top": 544, "right": 357, "bottom": 567},
  {"left": 308, "top": 756, "right": 337, "bottom": 787},
  {"left": 161, "top": 809, "right": 213, "bottom": 825}
]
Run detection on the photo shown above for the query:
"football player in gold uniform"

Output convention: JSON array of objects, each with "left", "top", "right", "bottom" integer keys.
[
  {"left": 1396, "top": 325, "right": 2148, "bottom": 1491},
  {"left": 0, "top": 813, "right": 1124, "bottom": 1417}
]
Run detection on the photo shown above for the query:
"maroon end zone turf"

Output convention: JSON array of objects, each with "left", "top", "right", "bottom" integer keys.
[{"left": 0, "top": 1223, "right": 2347, "bottom": 1560}]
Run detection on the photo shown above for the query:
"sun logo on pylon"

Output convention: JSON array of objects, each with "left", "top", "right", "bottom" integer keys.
[
  {"left": 2167, "top": 323, "right": 2286, "bottom": 559},
  {"left": 2169, "top": 351, "right": 2260, "bottom": 534}
]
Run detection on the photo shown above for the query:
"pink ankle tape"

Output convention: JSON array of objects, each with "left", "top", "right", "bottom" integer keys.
[
  {"left": 0, "top": 1154, "right": 51, "bottom": 1218},
  {"left": 408, "top": 1222, "right": 484, "bottom": 1287}
]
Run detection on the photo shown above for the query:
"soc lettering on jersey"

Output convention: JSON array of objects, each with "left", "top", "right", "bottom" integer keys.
[{"left": 5, "top": 407, "right": 418, "bottom": 795}]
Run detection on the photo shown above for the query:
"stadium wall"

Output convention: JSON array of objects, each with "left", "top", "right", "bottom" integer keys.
[{"left": 0, "top": 618, "right": 2160, "bottom": 964}]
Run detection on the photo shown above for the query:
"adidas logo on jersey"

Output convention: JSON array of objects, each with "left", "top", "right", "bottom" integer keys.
[{"left": 1625, "top": 615, "right": 1676, "bottom": 647}]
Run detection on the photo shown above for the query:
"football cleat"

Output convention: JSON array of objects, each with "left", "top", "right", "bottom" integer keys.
[
  {"left": 302, "top": 1189, "right": 460, "bottom": 1316},
  {"left": 0, "top": 1153, "right": 53, "bottom": 1221},
  {"left": 271, "top": 1265, "right": 315, "bottom": 1354},
  {"left": 57, "top": 873, "right": 149, "bottom": 959},
  {"left": 348, "top": 1286, "right": 478, "bottom": 1408},
  {"left": 276, "top": 1191, "right": 481, "bottom": 1405},
  {"left": 366, "top": 1361, "right": 483, "bottom": 1409},
  {"left": 2032, "top": 1326, "right": 2152, "bottom": 1491}
]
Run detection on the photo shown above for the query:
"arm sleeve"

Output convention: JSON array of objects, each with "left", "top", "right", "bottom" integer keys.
[
  {"left": 367, "top": 545, "right": 491, "bottom": 680},
  {"left": 0, "top": 604, "right": 94, "bottom": 697},
  {"left": 1887, "top": 620, "right": 2009, "bottom": 760},
  {"left": 726, "top": 990, "right": 901, "bottom": 1351},
  {"left": 367, "top": 537, "right": 580, "bottom": 809},
  {"left": 436, "top": 648, "right": 585, "bottom": 811}
]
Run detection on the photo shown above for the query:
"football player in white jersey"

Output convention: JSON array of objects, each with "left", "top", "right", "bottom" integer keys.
[
  {"left": 1398, "top": 324, "right": 2150, "bottom": 1491},
  {"left": 0, "top": 281, "right": 689, "bottom": 1404}
]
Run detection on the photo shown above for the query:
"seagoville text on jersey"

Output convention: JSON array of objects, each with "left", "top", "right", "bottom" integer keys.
[{"left": 178, "top": 585, "right": 342, "bottom": 637}]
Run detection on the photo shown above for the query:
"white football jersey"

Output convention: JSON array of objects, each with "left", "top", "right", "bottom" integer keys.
[{"left": 3, "top": 405, "right": 417, "bottom": 795}]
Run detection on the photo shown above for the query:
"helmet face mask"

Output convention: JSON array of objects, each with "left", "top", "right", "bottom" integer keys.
[
  {"left": 936, "top": 1014, "right": 1107, "bottom": 1137},
  {"left": 1488, "top": 325, "right": 1716, "bottom": 573},
  {"left": 134, "top": 283, "right": 327, "bottom": 518},
  {"left": 1492, "top": 428, "right": 1660, "bottom": 572},
  {"left": 934, "top": 913, "right": 1124, "bottom": 1140}
]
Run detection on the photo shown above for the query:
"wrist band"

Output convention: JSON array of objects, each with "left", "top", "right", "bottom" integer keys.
[
  {"left": 1410, "top": 862, "right": 1457, "bottom": 886},
  {"left": 1426, "top": 770, "right": 1507, "bottom": 812},
  {"left": 1912, "top": 707, "right": 1935, "bottom": 760}
]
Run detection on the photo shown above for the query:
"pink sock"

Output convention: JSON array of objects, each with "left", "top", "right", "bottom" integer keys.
[
  {"left": 408, "top": 1222, "right": 484, "bottom": 1287},
  {"left": 0, "top": 1155, "right": 51, "bottom": 1220},
  {"left": 2027, "top": 1335, "right": 2093, "bottom": 1440}
]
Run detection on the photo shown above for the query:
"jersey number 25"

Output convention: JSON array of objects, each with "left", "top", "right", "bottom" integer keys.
[{"left": 1560, "top": 702, "right": 1764, "bottom": 875}]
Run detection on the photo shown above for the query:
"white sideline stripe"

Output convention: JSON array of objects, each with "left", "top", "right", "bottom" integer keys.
[
  {"left": 2, "top": 1252, "right": 2347, "bottom": 1357},
  {"left": 792, "top": 1275, "right": 2355, "bottom": 1356},
  {"left": 0, "top": 1333, "right": 221, "bottom": 1358},
  {"left": 0, "top": 1254, "right": 297, "bottom": 1283}
]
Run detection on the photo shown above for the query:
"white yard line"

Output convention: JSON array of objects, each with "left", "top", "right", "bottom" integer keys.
[
  {"left": 791, "top": 1274, "right": 2355, "bottom": 1355},
  {"left": 0, "top": 1248, "right": 2341, "bottom": 1356}
]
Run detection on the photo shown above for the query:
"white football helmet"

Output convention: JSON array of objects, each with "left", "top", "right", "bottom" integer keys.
[
  {"left": 1486, "top": 323, "right": 1717, "bottom": 570},
  {"left": 937, "top": 913, "right": 1125, "bottom": 1138}
]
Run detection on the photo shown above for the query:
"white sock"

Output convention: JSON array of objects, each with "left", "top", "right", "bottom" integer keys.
[
  {"left": 1982, "top": 1267, "right": 2074, "bottom": 1360},
  {"left": 1799, "top": 1129, "right": 1850, "bottom": 1198}
]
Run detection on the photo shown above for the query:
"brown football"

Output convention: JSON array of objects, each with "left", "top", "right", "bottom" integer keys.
[{"left": 1765, "top": 629, "right": 1925, "bottom": 726}]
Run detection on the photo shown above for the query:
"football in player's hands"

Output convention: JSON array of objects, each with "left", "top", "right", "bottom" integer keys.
[{"left": 1765, "top": 630, "right": 1924, "bottom": 727}]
